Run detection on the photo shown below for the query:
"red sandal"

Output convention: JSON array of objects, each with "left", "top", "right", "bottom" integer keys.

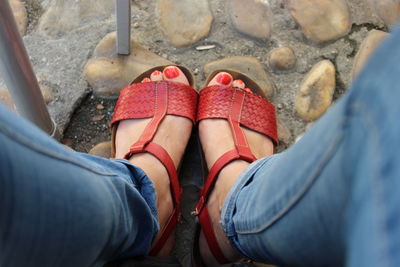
[
  {"left": 110, "top": 65, "right": 198, "bottom": 256},
  {"left": 192, "top": 70, "right": 278, "bottom": 265}
]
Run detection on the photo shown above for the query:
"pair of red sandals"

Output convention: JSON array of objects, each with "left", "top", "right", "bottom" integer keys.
[{"left": 110, "top": 65, "right": 278, "bottom": 265}]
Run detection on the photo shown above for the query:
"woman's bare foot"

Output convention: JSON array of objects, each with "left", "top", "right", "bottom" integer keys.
[
  {"left": 198, "top": 72, "right": 275, "bottom": 266},
  {"left": 114, "top": 66, "right": 192, "bottom": 257}
]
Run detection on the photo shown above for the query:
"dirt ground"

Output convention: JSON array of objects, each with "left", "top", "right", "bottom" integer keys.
[{"left": 63, "top": 94, "right": 114, "bottom": 152}]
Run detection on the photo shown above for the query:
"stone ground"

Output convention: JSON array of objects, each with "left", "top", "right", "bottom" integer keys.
[{"left": 1, "top": 0, "right": 399, "bottom": 266}]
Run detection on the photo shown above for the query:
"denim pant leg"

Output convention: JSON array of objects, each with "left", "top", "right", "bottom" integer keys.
[
  {"left": 221, "top": 26, "right": 400, "bottom": 267},
  {"left": 0, "top": 105, "right": 159, "bottom": 267}
]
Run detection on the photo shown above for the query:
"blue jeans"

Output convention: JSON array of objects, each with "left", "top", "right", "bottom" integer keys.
[
  {"left": 221, "top": 27, "right": 400, "bottom": 267},
  {"left": 0, "top": 105, "right": 159, "bottom": 266},
  {"left": 1, "top": 29, "right": 400, "bottom": 267}
]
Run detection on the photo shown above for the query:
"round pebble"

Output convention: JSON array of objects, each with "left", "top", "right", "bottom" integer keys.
[{"left": 269, "top": 46, "right": 297, "bottom": 71}]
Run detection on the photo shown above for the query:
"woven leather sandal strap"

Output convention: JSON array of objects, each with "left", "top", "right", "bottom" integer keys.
[
  {"left": 123, "top": 83, "right": 169, "bottom": 157},
  {"left": 197, "top": 85, "right": 278, "bottom": 145},
  {"left": 112, "top": 81, "right": 198, "bottom": 127}
]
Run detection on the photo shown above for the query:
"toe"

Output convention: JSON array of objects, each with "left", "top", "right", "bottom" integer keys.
[
  {"left": 232, "top": 79, "right": 245, "bottom": 89},
  {"left": 163, "top": 66, "right": 190, "bottom": 85},
  {"left": 208, "top": 72, "right": 233, "bottom": 87},
  {"left": 141, "top": 77, "right": 151, "bottom": 83},
  {"left": 150, "top": 70, "right": 163, "bottom": 81}
]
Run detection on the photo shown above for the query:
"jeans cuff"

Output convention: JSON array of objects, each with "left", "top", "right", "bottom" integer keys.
[
  {"left": 112, "top": 158, "right": 160, "bottom": 238},
  {"left": 220, "top": 156, "right": 276, "bottom": 258}
]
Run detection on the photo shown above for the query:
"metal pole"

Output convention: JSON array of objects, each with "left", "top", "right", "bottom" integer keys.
[
  {"left": 0, "top": 0, "right": 57, "bottom": 137},
  {"left": 116, "top": 0, "right": 131, "bottom": 55}
]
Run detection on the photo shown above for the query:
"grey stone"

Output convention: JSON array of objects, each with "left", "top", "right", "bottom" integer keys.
[
  {"left": 1, "top": 8, "right": 117, "bottom": 133},
  {"left": 347, "top": 0, "right": 385, "bottom": 26},
  {"left": 286, "top": 0, "right": 351, "bottom": 44},
  {"left": 367, "top": 0, "right": 400, "bottom": 29},
  {"left": 228, "top": 0, "right": 273, "bottom": 40},
  {"left": 84, "top": 32, "right": 172, "bottom": 97},
  {"left": 157, "top": 0, "right": 213, "bottom": 47},
  {"left": 38, "top": 0, "right": 114, "bottom": 36}
]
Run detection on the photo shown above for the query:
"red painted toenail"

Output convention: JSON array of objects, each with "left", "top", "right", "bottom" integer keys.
[
  {"left": 216, "top": 73, "right": 232, "bottom": 85},
  {"left": 245, "top": 87, "right": 252, "bottom": 93},
  {"left": 142, "top": 77, "right": 151, "bottom": 83},
  {"left": 152, "top": 70, "right": 162, "bottom": 76},
  {"left": 164, "top": 67, "right": 179, "bottom": 79}
]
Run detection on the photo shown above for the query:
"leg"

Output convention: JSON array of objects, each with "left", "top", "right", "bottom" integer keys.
[
  {"left": 0, "top": 66, "right": 193, "bottom": 266},
  {"left": 114, "top": 66, "right": 194, "bottom": 256},
  {"left": 220, "top": 26, "right": 400, "bottom": 266},
  {"left": 0, "top": 104, "right": 158, "bottom": 267},
  {"left": 198, "top": 73, "right": 275, "bottom": 265}
]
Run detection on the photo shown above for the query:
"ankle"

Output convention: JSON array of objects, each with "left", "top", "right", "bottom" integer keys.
[
  {"left": 213, "top": 160, "right": 250, "bottom": 211},
  {"left": 129, "top": 153, "right": 169, "bottom": 183},
  {"left": 129, "top": 153, "right": 173, "bottom": 225}
]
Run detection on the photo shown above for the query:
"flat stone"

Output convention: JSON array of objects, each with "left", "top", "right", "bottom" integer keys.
[
  {"left": 295, "top": 60, "right": 336, "bottom": 122},
  {"left": 228, "top": 0, "right": 272, "bottom": 40},
  {"left": 268, "top": 46, "right": 297, "bottom": 71},
  {"left": 0, "top": 90, "right": 15, "bottom": 111},
  {"left": 286, "top": 0, "right": 351, "bottom": 44},
  {"left": 368, "top": 0, "right": 400, "bottom": 28},
  {"left": 347, "top": 0, "right": 385, "bottom": 26},
  {"left": 158, "top": 0, "right": 213, "bottom": 47},
  {"left": 38, "top": 0, "right": 114, "bottom": 36},
  {"left": 203, "top": 56, "right": 275, "bottom": 98},
  {"left": 352, "top": 30, "right": 389, "bottom": 81},
  {"left": 88, "top": 141, "right": 112, "bottom": 158},
  {"left": 9, "top": 0, "right": 27, "bottom": 36},
  {"left": 84, "top": 32, "right": 172, "bottom": 97}
]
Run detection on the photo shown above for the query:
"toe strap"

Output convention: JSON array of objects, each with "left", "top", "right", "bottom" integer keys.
[
  {"left": 112, "top": 80, "right": 198, "bottom": 126},
  {"left": 197, "top": 85, "right": 278, "bottom": 145}
]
